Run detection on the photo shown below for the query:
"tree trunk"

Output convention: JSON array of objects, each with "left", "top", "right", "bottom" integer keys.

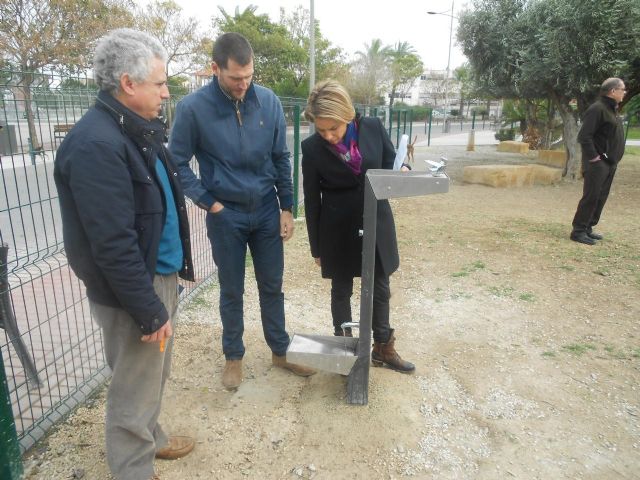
[
  {"left": 555, "top": 100, "right": 580, "bottom": 179},
  {"left": 20, "top": 72, "right": 42, "bottom": 152}
]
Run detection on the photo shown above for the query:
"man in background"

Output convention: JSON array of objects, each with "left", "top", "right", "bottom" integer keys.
[{"left": 571, "top": 77, "right": 626, "bottom": 245}]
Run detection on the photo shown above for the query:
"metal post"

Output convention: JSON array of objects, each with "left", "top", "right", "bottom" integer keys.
[
  {"left": 0, "top": 351, "right": 23, "bottom": 479},
  {"left": 346, "top": 180, "right": 376, "bottom": 405},
  {"left": 427, "top": 109, "right": 433, "bottom": 146},
  {"left": 293, "top": 105, "right": 300, "bottom": 218}
]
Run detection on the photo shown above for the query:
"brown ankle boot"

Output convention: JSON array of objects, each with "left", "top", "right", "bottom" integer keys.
[
  {"left": 371, "top": 329, "right": 415, "bottom": 373},
  {"left": 222, "top": 359, "right": 243, "bottom": 390}
]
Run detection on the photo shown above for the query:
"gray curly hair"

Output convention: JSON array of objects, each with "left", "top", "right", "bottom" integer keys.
[{"left": 93, "top": 28, "right": 167, "bottom": 94}]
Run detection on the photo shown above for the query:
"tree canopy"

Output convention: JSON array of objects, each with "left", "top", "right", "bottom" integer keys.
[{"left": 458, "top": 0, "right": 640, "bottom": 178}]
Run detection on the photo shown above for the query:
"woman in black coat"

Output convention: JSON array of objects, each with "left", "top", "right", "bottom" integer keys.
[{"left": 301, "top": 79, "right": 414, "bottom": 373}]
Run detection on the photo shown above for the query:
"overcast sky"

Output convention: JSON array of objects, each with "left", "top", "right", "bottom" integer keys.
[{"left": 140, "top": 0, "right": 468, "bottom": 72}]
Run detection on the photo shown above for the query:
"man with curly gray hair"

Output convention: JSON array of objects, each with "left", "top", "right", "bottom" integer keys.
[{"left": 54, "top": 28, "right": 195, "bottom": 480}]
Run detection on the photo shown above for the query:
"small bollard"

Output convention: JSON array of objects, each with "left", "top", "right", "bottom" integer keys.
[{"left": 466, "top": 129, "right": 475, "bottom": 152}]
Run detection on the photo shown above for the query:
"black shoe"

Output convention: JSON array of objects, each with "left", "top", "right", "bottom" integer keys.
[
  {"left": 587, "top": 231, "right": 603, "bottom": 240},
  {"left": 570, "top": 232, "right": 596, "bottom": 245}
]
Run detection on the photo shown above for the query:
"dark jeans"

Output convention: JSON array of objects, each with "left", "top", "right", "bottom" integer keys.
[
  {"left": 206, "top": 193, "right": 290, "bottom": 359},
  {"left": 572, "top": 159, "right": 617, "bottom": 234},
  {"left": 330, "top": 252, "right": 391, "bottom": 343}
]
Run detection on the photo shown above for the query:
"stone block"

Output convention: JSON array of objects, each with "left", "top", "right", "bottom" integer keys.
[
  {"left": 463, "top": 164, "right": 563, "bottom": 187},
  {"left": 531, "top": 164, "right": 562, "bottom": 185},
  {"left": 497, "top": 140, "right": 529, "bottom": 154},
  {"left": 537, "top": 149, "right": 566, "bottom": 168},
  {"left": 463, "top": 165, "right": 534, "bottom": 188}
]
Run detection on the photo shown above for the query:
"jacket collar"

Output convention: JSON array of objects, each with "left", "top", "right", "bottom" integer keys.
[
  {"left": 95, "top": 90, "right": 167, "bottom": 147},
  {"left": 208, "top": 76, "right": 261, "bottom": 111},
  {"left": 600, "top": 95, "right": 618, "bottom": 112}
]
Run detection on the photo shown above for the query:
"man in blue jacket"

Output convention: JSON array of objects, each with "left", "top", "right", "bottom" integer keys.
[
  {"left": 55, "top": 29, "right": 195, "bottom": 479},
  {"left": 170, "top": 32, "right": 315, "bottom": 390},
  {"left": 571, "top": 77, "right": 626, "bottom": 245}
]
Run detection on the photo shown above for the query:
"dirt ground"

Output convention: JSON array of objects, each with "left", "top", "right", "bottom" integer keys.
[{"left": 24, "top": 145, "right": 640, "bottom": 479}]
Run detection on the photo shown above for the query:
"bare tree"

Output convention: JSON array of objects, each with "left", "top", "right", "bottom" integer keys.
[
  {"left": 0, "top": 0, "right": 133, "bottom": 150},
  {"left": 137, "top": 0, "right": 211, "bottom": 79}
]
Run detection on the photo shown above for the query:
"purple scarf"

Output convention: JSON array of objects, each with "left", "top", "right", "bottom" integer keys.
[{"left": 331, "top": 121, "right": 362, "bottom": 175}]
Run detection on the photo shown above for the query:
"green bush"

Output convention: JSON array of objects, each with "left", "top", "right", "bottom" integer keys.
[{"left": 495, "top": 128, "right": 516, "bottom": 141}]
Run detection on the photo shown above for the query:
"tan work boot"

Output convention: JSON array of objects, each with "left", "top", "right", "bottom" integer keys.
[
  {"left": 155, "top": 435, "right": 195, "bottom": 460},
  {"left": 371, "top": 329, "right": 415, "bottom": 373},
  {"left": 222, "top": 359, "right": 242, "bottom": 390},
  {"left": 272, "top": 353, "right": 316, "bottom": 377}
]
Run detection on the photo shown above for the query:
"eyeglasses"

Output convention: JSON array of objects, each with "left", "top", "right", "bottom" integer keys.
[{"left": 614, "top": 87, "right": 627, "bottom": 92}]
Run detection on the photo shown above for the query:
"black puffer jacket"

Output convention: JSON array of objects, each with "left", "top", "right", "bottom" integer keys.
[
  {"left": 54, "top": 91, "right": 194, "bottom": 334},
  {"left": 578, "top": 96, "right": 625, "bottom": 166}
]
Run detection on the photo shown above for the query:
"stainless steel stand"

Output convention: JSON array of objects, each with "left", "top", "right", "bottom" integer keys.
[{"left": 287, "top": 170, "right": 449, "bottom": 404}]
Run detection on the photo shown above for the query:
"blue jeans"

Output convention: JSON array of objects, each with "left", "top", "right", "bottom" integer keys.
[{"left": 206, "top": 192, "right": 290, "bottom": 359}]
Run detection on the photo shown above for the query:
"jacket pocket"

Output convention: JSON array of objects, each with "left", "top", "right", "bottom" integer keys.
[{"left": 130, "top": 172, "right": 163, "bottom": 214}]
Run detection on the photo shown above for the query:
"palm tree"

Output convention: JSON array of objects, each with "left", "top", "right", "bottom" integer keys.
[{"left": 351, "top": 39, "right": 391, "bottom": 105}]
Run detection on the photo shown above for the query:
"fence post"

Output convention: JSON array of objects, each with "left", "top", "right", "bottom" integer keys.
[
  {"left": 0, "top": 351, "right": 23, "bottom": 480},
  {"left": 292, "top": 104, "right": 300, "bottom": 219}
]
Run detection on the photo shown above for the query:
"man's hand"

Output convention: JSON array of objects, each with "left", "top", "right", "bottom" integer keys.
[
  {"left": 280, "top": 210, "right": 294, "bottom": 241},
  {"left": 209, "top": 201, "right": 224, "bottom": 213},
  {"left": 141, "top": 321, "right": 173, "bottom": 344},
  {"left": 314, "top": 257, "right": 321, "bottom": 267}
]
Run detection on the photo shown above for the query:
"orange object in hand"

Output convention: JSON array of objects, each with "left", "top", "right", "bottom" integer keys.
[{"left": 159, "top": 339, "right": 165, "bottom": 352}]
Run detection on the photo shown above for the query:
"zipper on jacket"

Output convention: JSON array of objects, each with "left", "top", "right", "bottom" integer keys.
[{"left": 234, "top": 100, "right": 243, "bottom": 126}]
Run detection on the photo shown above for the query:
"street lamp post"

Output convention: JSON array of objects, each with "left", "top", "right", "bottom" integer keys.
[{"left": 428, "top": 1, "right": 455, "bottom": 133}]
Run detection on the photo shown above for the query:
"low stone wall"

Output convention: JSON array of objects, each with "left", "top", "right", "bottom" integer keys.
[
  {"left": 497, "top": 141, "right": 529, "bottom": 154},
  {"left": 537, "top": 149, "right": 567, "bottom": 169},
  {"left": 463, "top": 164, "right": 562, "bottom": 187}
]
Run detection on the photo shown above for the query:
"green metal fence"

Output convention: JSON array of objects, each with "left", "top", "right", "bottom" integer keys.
[{"left": 0, "top": 70, "right": 416, "bottom": 474}]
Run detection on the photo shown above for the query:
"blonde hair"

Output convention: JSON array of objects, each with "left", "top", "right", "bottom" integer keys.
[{"left": 304, "top": 80, "right": 355, "bottom": 124}]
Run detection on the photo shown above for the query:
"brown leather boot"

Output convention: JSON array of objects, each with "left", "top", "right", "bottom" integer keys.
[
  {"left": 222, "top": 359, "right": 242, "bottom": 390},
  {"left": 371, "top": 329, "right": 415, "bottom": 373}
]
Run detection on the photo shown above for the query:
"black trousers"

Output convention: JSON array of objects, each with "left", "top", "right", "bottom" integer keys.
[
  {"left": 330, "top": 253, "right": 391, "bottom": 343},
  {"left": 572, "top": 160, "right": 617, "bottom": 234}
]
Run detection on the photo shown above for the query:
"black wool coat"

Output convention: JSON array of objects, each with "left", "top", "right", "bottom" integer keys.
[{"left": 302, "top": 116, "right": 400, "bottom": 279}]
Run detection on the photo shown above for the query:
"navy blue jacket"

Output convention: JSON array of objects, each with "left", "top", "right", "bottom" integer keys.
[
  {"left": 54, "top": 91, "right": 194, "bottom": 334},
  {"left": 169, "top": 77, "right": 293, "bottom": 212}
]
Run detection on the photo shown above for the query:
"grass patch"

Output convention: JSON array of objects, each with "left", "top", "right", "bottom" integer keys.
[
  {"left": 488, "top": 285, "right": 514, "bottom": 297},
  {"left": 541, "top": 351, "right": 556, "bottom": 358},
  {"left": 518, "top": 292, "right": 535, "bottom": 302},
  {"left": 558, "top": 265, "right": 575, "bottom": 272},
  {"left": 562, "top": 343, "right": 596, "bottom": 356},
  {"left": 451, "top": 270, "right": 469, "bottom": 278},
  {"left": 451, "top": 260, "right": 486, "bottom": 278},
  {"left": 632, "top": 348, "right": 640, "bottom": 359},
  {"left": 625, "top": 146, "right": 640, "bottom": 156}
]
